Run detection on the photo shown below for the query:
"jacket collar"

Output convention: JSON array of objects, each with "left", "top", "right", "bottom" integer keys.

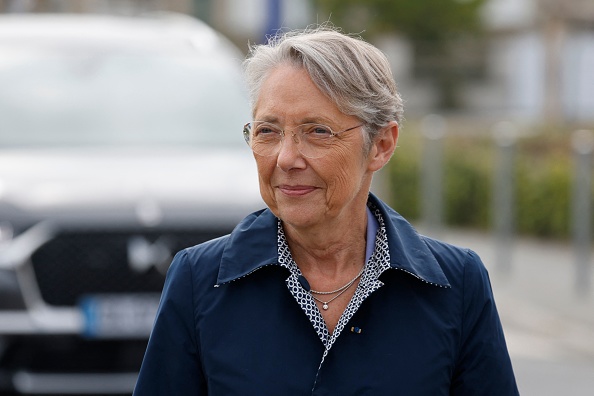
[
  {"left": 369, "top": 194, "right": 450, "bottom": 287},
  {"left": 216, "top": 193, "right": 450, "bottom": 288},
  {"left": 216, "top": 209, "right": 279, "bottom": 285}
]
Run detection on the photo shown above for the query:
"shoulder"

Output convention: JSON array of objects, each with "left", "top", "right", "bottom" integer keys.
[
  {"left": 370, "top": 193, "right": 486, "bottom": 289},
  {"left": 170, "top": 207, "right": 271, "bottom": 274},
  {"left": 159, "top": 235, "right": 231, "bottom": 308},
  {"left": 421, "top": 236, "right": 484, "bottom": 273},
  {"left": 165, "top": 235, "right": 229, "bottom": 293},
  {"left": 180, "top": 234, "right": 230, "bottom": 268},
  {"left": 165, "top": 207, "right": 278, "bottom": 290},
  {"left": 420, "top": 235, "right": 499, "bottom": 340},
  {"left": 421, "top": 236, "right": 490, "bottom": 290}
]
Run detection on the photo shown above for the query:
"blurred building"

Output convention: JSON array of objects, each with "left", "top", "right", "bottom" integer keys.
[
  {"left": 1, "top": 0, "right": 592, "bottom": 124},
  {"left": 477, "top": 0, "right": 594, "bottom": 124},
  {"left": 0, "top": 0, "right": 313, "bottom": 46},
  {"left": 377, "top": 0, "right": 594, "bottom": 125}
]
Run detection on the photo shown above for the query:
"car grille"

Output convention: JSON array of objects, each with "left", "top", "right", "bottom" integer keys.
[{"left": 30, "top": 229, "right": 229, "bottom": 307}]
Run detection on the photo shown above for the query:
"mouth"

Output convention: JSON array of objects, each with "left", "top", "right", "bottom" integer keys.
[{"left": 277, "top": 185, "right": 317, "bottom": 197}]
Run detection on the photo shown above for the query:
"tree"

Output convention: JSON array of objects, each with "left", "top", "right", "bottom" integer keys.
[{"left": 315, "top": 0, "right": 487, "bottom": 109}]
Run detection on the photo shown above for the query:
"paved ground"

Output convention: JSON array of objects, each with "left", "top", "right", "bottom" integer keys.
[{"left": 427, "top": 227, "right": 594, "bottom": 396}]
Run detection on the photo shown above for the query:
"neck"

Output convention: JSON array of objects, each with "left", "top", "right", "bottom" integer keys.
[{"left": 283, "top": 204, "right": 368, "bottom": 278}]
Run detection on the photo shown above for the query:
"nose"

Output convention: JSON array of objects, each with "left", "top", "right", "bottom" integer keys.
[{"left": 276, "top": 131, "right": 306, "bottom": 171}]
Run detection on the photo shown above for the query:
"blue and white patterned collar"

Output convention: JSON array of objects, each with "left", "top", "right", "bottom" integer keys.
[
  {"left": 216, "top": 193, "right": 450, "bottom": 288},
  {"left": 279, "top": 201, "right": 391, "bottom": 349}
]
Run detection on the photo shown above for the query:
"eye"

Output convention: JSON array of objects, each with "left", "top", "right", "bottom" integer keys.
[
  {"left": 303, "top": 124, "right": 333, "bottom": 137},
  {"left": 254, "top": 123, "right": 281, "bottom": 137}
]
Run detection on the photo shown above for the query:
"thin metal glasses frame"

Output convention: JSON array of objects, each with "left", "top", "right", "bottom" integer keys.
[{"left": 242, "top": 121, "right": 363, "bottom": 159}]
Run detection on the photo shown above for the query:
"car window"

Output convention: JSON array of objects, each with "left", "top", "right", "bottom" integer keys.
[{"left": 0, "top": 40, "right": 251, "bottom": 148}]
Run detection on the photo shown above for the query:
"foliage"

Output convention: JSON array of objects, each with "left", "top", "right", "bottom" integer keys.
[
  {"left": 314, "top": 0, "right": 487, "bottom": 109},
  {"left": 443, "top": 137, "right": 492, "bottom": 228},
  {"left": 386, "top": 124, "right": 593, "bottom": 240},
  {"left": 388, "top": 129, "right": 422, "bottom": 220},
  {"left": 314, "top": 0, "right": 486, "bottom": 42},
  {"left": 515, "top": 135, "right": 572, "bottom": 238}
]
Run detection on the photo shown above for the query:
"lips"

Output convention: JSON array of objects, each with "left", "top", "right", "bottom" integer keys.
[{"left": 277, "top": 184, "right": 317, "bottom": 196}]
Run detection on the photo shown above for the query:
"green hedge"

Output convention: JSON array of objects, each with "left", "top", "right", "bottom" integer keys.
[{"left": 386, "top": 124, "right": 593, "bottom": 240}]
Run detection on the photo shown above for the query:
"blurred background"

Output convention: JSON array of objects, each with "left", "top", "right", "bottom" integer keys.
[{"left": 0, "top": 0, "right": 592, "bottom": 395}]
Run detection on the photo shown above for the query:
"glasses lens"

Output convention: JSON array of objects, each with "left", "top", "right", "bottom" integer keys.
[
  {"left": 244, "top": 122, "right": 342, "bottom": 158},
  {"left": 299, "top": 124, "right": 334, "bottom": 158},
  {"left": 251, "top": 122, "right": 282, "bottom": 156},
  {"left": 242, "top": 123, "right": 251, "bottom": 145}
]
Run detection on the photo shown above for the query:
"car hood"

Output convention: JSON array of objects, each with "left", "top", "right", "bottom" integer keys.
[{"left": 0, "top": 147, "right": 265, "bottom": 230}]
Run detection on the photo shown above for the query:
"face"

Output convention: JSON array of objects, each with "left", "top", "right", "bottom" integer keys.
[{"left": 252, "top": 65, "right": 385, "bottom": 231}]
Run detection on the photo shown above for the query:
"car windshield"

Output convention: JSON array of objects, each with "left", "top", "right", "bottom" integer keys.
[{"left": 0, "top": 39, "right": 251, "bottom": 148}]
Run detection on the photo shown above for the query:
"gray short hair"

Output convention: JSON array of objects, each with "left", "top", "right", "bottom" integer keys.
[{"left": 243, "top": 26, "right": 403, "bottom": 150}]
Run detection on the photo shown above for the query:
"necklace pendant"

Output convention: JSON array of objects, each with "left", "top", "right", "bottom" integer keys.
[{"left": 323, "top": 303, "right": 329, "bottom": 310}]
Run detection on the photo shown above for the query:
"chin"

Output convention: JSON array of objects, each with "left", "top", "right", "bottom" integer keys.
[{"left": 277, "top": 207, "right": 320, "bottom": 229}]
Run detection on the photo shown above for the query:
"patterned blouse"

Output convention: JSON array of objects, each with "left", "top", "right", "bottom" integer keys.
[{"left": 276, "top": 201, "right": 392, "bottom": 365}]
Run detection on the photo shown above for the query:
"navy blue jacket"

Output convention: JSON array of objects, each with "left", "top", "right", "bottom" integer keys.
[{"left": 134, "top": 194, "right": 518, "bottom": 395}]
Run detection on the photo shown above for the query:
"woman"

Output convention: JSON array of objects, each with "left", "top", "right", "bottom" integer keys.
[{"left": 134, "top": 27, "right": 518, "bottom": 395}]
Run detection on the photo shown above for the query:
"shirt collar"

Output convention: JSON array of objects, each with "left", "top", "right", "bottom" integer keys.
[{"left": 216, "top": 193, "right": 450, "bottom": 288}]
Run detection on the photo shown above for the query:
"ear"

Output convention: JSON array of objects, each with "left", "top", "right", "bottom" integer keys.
[{"left": 367, "top": 121, "right": 399, "bottom": 172}]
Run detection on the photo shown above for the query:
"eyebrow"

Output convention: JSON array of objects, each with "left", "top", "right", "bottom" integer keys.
[
  {"left": 254, "top": 115, "right": 280, "bottom": 124},
  {"left": 300, "top": 117, "right": 332, "bottom": 125},
  {"left": 254, "top": 116, "right": 336, "bottom": 127}
]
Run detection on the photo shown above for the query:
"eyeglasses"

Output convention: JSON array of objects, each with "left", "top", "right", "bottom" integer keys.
[{"left": 242, "top": 121, "right": 364, "bottom": 159}]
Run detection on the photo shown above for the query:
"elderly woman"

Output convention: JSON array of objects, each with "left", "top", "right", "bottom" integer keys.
[{"left": 134, "top": 28, "right": 518, "bottom": 395}]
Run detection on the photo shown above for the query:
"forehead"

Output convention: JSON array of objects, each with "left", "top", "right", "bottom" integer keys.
[{"left": 253, "top": 65, "right": 347, "bottom": 125}]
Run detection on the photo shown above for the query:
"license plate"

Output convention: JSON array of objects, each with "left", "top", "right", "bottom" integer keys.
[{"left": 79, "top": 294, "right": 161, "bottom": 339}]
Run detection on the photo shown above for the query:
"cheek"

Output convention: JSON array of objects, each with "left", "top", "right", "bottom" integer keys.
[
  {"left": 255, "top": 157, "right": 277, "bottom": 200},
  {"left": 324, "top": 147, "right": 360, "bottom": 197},
  {"left": 254, "top": 154, "right": 274, "bottom": 179}
]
